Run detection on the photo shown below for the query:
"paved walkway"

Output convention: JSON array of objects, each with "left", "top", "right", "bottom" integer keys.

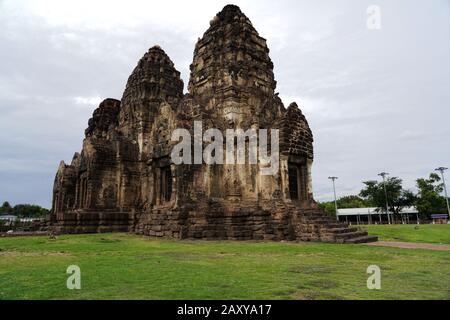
[{"left": 366, "top": 241, "right": 450, "bottom": 251}]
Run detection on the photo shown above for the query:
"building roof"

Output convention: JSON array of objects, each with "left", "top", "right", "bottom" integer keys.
[
  {"left": 0, "top": 214, "right": 17, "bottom": 220},
  {"left": 337, "top": 207, "right": 418, "bottom": 216},
  {"left": 431, "top": 214, "right": 448, "bottom": 219}
]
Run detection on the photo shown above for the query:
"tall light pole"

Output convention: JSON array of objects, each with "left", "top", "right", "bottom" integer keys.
[
  {"left": 328, "top": 177, "right": 339, "bottom": 221},
  {"left": 435, "top": 167, "right": 450, "bottom": 217},
  {"left": 378, "top": 172, "right": 391, "bottom": 224}
]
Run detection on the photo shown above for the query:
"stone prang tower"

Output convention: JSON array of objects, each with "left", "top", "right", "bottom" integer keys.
[{"left": 52, "top": 5, "right": 377, "bottom": 243}]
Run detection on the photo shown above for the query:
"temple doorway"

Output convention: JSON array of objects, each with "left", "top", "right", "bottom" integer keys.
[
  {"left": 160, "top": 166, "right": 172, "bottom": 203},
  {"left": 288, "top": 162, "right": 308, "bottom": 202},
  {"left": 288, "top": 164, "right": 299, "bottom": 200}
]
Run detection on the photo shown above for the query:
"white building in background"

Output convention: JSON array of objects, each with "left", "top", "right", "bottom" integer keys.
[
  {"left": 0, "top": 215, "right": 41, "bottom": 222},
  {"left": 0, "top": 214, "right": 17, "bottom": 221},
  {"left": 337, "top": 207, "right": 419, "bottom": 225}
]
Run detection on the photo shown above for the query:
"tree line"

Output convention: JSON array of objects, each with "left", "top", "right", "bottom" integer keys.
[
  {"left": 0, "top": 201, "right": 50, "bottom": 218},
  {"left": 318, "top": 173, "right": 449, "bottom": 219}
]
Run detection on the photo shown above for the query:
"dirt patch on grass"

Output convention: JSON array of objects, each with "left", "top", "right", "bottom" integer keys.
[
  {"left": 288, "top": 264, "right": 337, "bottom": 274},
  {"left": 272, "top": 288, "right": 297, "bottom": 297},
  {"left": 294, "top": 253, "right": 327, "bottom": 257},
  {"left": 135, "top": 252, "right": 202, "bottom": 261},
  {"left": 0, "top": 251, "right": 70, "bottom": 257},
  {"left": 216, "top": 252, "right": 239, "bottom": 257},
  {"left": 214, "top": 252, "right": 324, "bottom": 258},
  {"left": 292, "top": 290, "right": 345, "bottom": 300},
  {"left": 213, "top": 252, "right": 283, "bottom": 258},
  {"left": 305, "top": 279, "right": 340, "bottom": 289},
  {"left": 296, "top": 279, "right": 340, "bottom": 291},
  {"left": 367, "top": 241, "right": 450, "bottom": 251},
  {"left": 96, "top": 238, "right": 121, "bottom": 243}
]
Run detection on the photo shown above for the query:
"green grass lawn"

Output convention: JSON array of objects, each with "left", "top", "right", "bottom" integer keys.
[
  {"left": 0, "top": 233, "right": 449, "bottom": 300},
  {"left": 363, "top": 224, "right": 450, "bottom": 244}
]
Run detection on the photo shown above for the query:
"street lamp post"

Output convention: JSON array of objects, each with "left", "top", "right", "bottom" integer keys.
[
  {"left": 378, "top": 172, "right": 391, "bottom": 224},
  {"left": 435, "top": 167, "right": 450, "bottom": 217},
  {"left": 328, "top": 177, "right": 339, "bottom": 221}
]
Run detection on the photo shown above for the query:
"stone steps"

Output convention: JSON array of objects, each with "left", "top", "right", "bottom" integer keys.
[
  {"left": 323, "top": 227, "right": 358, "bottom": 234},
  {"left": 296, "top": 208, "right": 378, "bottom": 244},
  {"left": 324, "top": 222, "right": 348, "bottom": 229},
  {"left": 344, "top": 235, "right": 379, "bottom": 244},
  {"left": 334, "top": 230, "right": 368, "bottom": 241}
]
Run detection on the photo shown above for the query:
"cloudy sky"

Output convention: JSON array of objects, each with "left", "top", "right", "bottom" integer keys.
[{"left": 1, "top": 0, "right": 449, "bottom": 208}]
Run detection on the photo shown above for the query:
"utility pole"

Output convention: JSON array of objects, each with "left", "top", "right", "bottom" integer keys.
[
  {"left": 328, "top": 177, "right": 339, "bottom": 221},
  {"left": 378, "top": 172, "right": 391, "bottom": 224},
  {"left": 435, "top": 167, "right": 450, "bottom": 217}
]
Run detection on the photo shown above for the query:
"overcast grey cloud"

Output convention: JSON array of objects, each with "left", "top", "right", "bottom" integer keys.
[{"left": 0, "top": 0, "right": 449, "bottom": 208}]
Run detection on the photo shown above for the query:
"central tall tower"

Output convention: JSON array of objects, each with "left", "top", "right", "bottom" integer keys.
[{"left": 188, "top": 5, "right": 281, "bottom": 128}]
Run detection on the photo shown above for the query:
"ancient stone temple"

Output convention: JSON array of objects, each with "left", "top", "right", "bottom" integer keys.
[{"left": 52, "top": 5, "right": 377, "bottom": 243}]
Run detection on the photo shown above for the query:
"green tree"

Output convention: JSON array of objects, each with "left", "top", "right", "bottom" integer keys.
[
  {"left": 318, "top": 201, "right": 336, "bottom": 216},
  {"left": 359, "top": 177, "right": 416, "bottom": 218},
  {"left": 0, "top": 201, "right": 13, "bottom": 214},
  {"left": 318, "top": 195, "right": 373, "bottom": 217},
  {"left": 415, "top": 173, "right": 447, "bottom": 219},
  {"left": 12, "top": 204, "right": 49, "bottom": 218},
  {"left": 337, "top": 195, "right": 373, "bottom": 208}
]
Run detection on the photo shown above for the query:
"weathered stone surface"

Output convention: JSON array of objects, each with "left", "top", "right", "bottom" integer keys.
[{"left": 51, "top": 5, "right": 377, "bottom": 244}]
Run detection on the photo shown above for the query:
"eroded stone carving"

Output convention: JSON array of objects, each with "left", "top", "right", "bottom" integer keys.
[{"left": 52, "top": 5, "right": 377, "bottom": 243}]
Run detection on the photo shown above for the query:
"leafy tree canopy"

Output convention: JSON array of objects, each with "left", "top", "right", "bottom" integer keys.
[
  {"left": 0, "top": 202, "right": 49, "bottom": 218},
  {"left": 319, "top": 172, "right": 449, "bottom": 220},
  {"left": 337, "top": 195, "right": 373, "bottom": 208},
  {"left": 0, "top": 201, "right": 13, "bottom": 213},
  {"left": 415, "top": 173, "right": 447, "bottom": 218},
  {"left": 359, "top": 177, "right": 416, "bottom": 215},
  {"left": 318, "top": 195, "right": 372, "bottom": 216}
]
